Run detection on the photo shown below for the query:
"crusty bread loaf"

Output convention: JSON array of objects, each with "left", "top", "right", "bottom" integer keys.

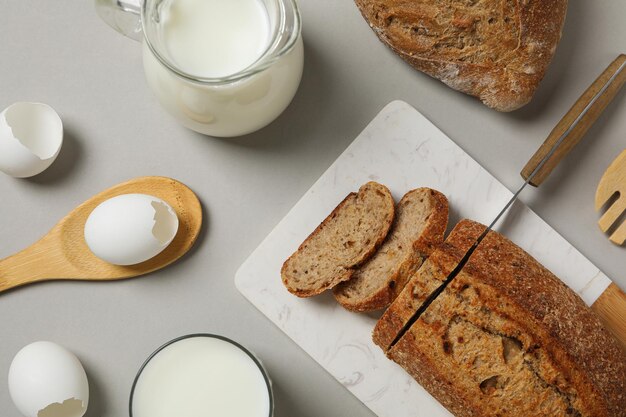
[
  {"left": 375, "top": 219, "right": 626, "bottom": 417},
  {"left": 281, "top": 182, "right": 395, "bottom": 297},
  {"left": 354, "top": 0, "right": 569, "bottom": 111},
  {"left": 333, "top": 188, "right": 448, "bottom": 312}
]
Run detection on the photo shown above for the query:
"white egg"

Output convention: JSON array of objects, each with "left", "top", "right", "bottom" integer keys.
[
  {"left": 0, "top": 102, "right": 63, "bottom": 178},
  {"left": 8, "top": 341, "right": 89, "bottom": 417},
  {"left": 84, "top": 193, "right": 179, "bottom": 265}
]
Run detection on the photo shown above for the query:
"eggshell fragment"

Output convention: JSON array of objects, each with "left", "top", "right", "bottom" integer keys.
[
  {"left": 0, "top": 102, "right": 63, "bottom": 178},
  {"left": 84, "top": 193, "right": 179, "bottom": 265},
  {"left": 8, "top": 341, "right": 89, "bottom": 417}
]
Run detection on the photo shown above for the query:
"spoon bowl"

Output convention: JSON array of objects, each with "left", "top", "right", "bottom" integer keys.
[{"left": 0, "top": 176, "right": 202, "bottom": 293}]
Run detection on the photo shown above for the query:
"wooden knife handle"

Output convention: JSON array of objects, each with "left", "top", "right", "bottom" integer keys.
[{"left": 521, "top": 54, "right": 626, "bottom": 187}]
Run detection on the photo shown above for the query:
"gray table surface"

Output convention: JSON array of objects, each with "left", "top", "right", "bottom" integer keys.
[{"left": 1, "top": 1, "right": 625, "bottom": 416}]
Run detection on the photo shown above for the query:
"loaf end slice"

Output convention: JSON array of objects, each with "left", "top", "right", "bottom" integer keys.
[
  {"left": 333, "top": 188, "right": 448, "bottom": 312},
  {"left": 354, "top": 0, "right": 569, "bottom": 111},
  {"left": 281, "top": 182, "right": 395, "bottom": 297},
  {"left": 386, "top": 219, "right": 626, "bottom": 417}
]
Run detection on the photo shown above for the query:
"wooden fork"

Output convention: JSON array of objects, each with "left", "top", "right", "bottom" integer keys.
[{"left": 596, "top": 150, "right": 626, "bottom": 245}]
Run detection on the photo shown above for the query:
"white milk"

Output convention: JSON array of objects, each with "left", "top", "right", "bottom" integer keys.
[
  {"left": 161, "top": 0, "right": 270, "bottom": 78},
  {"left": 131, "top": 336, "right": 271, "bottom": 417},
  {"left": 142, "top": 0, "right": 304, "bottom": 137}
]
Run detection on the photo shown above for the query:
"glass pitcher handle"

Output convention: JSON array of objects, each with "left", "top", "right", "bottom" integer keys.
[{"left": 95, "top": 0, "right": 143, "bottom": 41}]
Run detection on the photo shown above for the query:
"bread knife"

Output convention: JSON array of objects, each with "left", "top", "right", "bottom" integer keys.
[{"left": 389, "top": 54, "right": 626, "bottom": 349}]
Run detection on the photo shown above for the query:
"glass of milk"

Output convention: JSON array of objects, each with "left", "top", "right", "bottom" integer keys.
[
  {"left": 96, "top": 0, "right": 303, "bottom": 137},
  {"left": 130, "top": 334, "right": 273, "bottom": 417}
]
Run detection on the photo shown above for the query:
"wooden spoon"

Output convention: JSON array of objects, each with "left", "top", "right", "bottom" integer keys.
[{"left": 0, "top": 176, "right": 202, "bottom": 293}]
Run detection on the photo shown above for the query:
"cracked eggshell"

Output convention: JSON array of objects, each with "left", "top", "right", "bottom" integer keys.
[
  {"left": 8, "top": 341, "right": 89, "bottom": 417},
  {"left": 84, "top": 193, "right": 179, "bottom": 265},
  {"left": 0, "top": 102, "right": 63, "bottom": 178}
]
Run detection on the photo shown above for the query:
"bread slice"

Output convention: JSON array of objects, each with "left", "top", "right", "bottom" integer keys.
[
  {"left": 281, "top": 182, "right": 395, "bottom": 297},
  {"left": 376, "top": 220, "right": 626, "bottom": 417},
  {"left": 333, "top": 188, "right": 448, "bottom": 312},
  {"left": 373, "top": 219, "right": 482, "bottom": 349},
  {"left": 354, "top": 0, "right": 568, "bottom": 111}
]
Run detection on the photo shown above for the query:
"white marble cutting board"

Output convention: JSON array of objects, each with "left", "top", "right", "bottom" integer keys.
[{"left": 235, "top": 100, "right": 612, "bottom": 417}]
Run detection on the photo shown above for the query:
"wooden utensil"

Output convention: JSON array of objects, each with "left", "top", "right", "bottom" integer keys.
[
  {"left": 521, "top": 54, "right": 626, "bottom": 186},
  {"left": 519, "top": 54, "right": 626, "bottom": 346},
  {"left": 592, "top": 283, "right": 626, "bottom": 348},
  {"left": 596, "top": 149, "right": 626, "bottom": 245},
  {"left": 0, "top": 176, "right": 202, "bottom": 293}
]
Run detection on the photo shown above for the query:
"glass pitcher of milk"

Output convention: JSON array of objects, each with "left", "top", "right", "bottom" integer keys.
[{"left": 96, "top": 0, "right": 303, "bottom": 137}]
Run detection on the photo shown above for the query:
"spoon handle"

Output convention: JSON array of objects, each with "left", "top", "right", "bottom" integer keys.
[{"left": 0, "top": 237, "right": 65, "bottom": 292}]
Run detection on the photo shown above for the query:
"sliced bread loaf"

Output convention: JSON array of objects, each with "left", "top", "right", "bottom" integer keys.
[
  {"left": 376, "top": 219, "right": 626, "bottom": 417},
  {"left": 281, "top": 182, "right": 395, "bottom": 297},
  {"left": 354, "top": 0, "right": 569, "bottom": 111},
  {"left": 333, "top": 188, "right": 448, "bottom": 312}
]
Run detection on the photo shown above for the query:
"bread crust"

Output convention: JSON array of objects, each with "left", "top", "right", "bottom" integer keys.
[
  {"left": 334, "top": 188, "right": 449, "bottom": 312},
  {"left": 354, "top": 0, "right": 569, "bottom": 111},
  {"left": 379, "top": 219, "right": 626, "bottom": 416},
  {"left": 281, "top": 182, "right": 395, "bottom": 297}
]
